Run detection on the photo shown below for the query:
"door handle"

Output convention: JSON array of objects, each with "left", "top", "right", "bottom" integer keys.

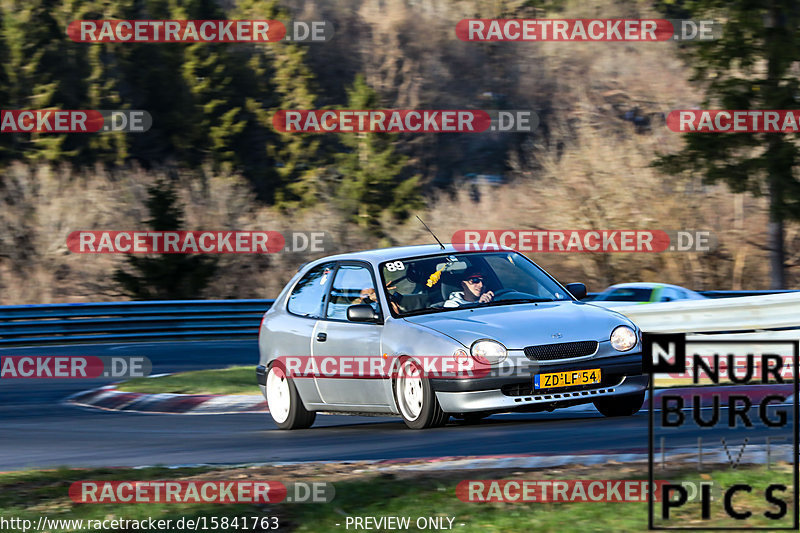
[{"left": 316, "top": 332, "right": 327, "bottom": 342}]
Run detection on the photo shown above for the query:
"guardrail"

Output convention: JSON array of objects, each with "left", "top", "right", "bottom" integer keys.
[
  {"left": 699, "top": 289, "right": 799, "bottom": 298},
  {"left": 608, "top": 292, "right": 800, "bottom": 334},
  {"left": 0, "top": 300, "right": 274, "bottom": 346},
  {"left": 2, "top": 291, "right": 799, "bottom": 348},
  {"left": 583, "top": 289, "right": 798, "bottom": 301}
]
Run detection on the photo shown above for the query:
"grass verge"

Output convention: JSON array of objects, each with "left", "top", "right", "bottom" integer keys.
[
  {"left": 0, "top": 462, "right": 794, "bottom": 532},
  {"left": 116, "top": 366, "right": 257, "bottom": 395}
]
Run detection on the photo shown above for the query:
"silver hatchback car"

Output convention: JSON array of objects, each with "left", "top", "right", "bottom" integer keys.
[{"left": 257, "top": 245, "right": 647, "bottom": 429}]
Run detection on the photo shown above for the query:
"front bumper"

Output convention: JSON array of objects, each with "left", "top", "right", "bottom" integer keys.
[
  {"left": 431, "top": 352, "right": 646, "bottom": 413},
  {"left": 430, "top": 352, "right": 642, "bottom": 392},
  {"left": 435, "top": 374, "right": 649, "bottom": 413}
]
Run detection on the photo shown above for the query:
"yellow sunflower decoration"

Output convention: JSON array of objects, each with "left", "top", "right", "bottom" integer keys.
[{"left": 426, "top": 268, "right": 443, "bottom": 287}]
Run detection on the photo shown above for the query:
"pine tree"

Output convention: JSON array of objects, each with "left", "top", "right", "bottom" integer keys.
[
  {"left": 113, "top": 175, "right": 218, "bottom": 299},
  {"left": 78, "top": 0, "right": 130, "bottom": 165},
  {"left": 115, "top": 0, "right": 193, "bottom": 166},
  {"left": 654, "top": 0, "right": 800, "bottom": 288},
  {"left": 333, "top": 75, "right": 421, "bottom": 237},
  {"left": 234, "top": 0, "right": 327, "bottom": 205},
  {"left": 0, "top": 5, "right": 13, "bottom": 161},
  {"left": 8, "top": 0, "right": 92, "bottom": 162},
  {"left": 270, "top": 42, "right": 326, "bottom": 207},
  {"left": 173, "top": 0, "right": 247, "bottom": 168}
]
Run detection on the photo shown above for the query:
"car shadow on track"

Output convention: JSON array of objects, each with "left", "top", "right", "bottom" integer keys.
[{"left": 260, "top": 409, "right": 637, "bottom": 433}]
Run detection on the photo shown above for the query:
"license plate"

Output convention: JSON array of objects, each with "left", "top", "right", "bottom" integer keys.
[{"left": 534, "top": 369, "right": 601, "bottom": 390}]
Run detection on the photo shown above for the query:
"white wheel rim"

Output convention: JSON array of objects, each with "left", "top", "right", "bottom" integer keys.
[
  {"left": 266, "top": 367, "right": 291, "bottom": 424},
  {"left": 397, "top": 360, "right": 424, "bottom": 421}
]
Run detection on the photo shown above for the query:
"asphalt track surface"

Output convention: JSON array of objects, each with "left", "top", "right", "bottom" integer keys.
[{"left": 0, "top": 341, "right": 794, "bottom": 471}]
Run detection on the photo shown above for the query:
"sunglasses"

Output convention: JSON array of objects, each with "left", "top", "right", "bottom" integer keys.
[{"left": 465, "top": 277, "right": 484, "bottom": 284}]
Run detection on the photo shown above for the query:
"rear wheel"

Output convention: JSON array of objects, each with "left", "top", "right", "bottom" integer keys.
[
  {"left": 593, "top": 391, "right": 646, "bottom": 417},
  {"left": 394, "top": 358, "right": 448, "bottom": 429},
  {"left": 266, "top": 363, "right": 316, "bottom": 430}
]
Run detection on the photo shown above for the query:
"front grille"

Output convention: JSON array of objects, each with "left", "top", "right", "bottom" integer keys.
[{"left": 523, "top": 340, "right": 598, "bottom": 361}]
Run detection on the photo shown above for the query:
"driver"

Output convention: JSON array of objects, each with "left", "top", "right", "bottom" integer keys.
[{"left": 443, "top": 271, "right": 494, "bottom": 307}]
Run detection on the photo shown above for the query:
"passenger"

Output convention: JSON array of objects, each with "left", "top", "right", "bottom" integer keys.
[
  {"left": 357, "top": 286, "right": 403, "bottom": 314},
  {"left": 443, "top": 271, "right": 494, "bottom": 307},
  {"left": 355, "top": 288, "right": 378, "bottom": 309}
]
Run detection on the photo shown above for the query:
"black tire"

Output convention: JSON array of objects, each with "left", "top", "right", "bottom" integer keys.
[
  {"left": 393, "top": 357, "right": 448, "bottom": 429},
  {"left": 593, "top": 391, "right": 646, "bottom": 417},
  {"left": 266, "top": 363, "right": 316, "bottom": 430}
]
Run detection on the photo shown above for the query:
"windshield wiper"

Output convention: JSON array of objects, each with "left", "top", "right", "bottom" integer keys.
[
  {"left": 399, "top": 306, "right": 453, "bottom": 317},
  {"left": 484, "top": 297, "right": 553, "bottom": 307},
  {"left": 399, "top": 298, "right": 554, "bottom": 316}
]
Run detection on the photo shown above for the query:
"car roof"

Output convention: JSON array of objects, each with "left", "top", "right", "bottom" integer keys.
[
  {"left": 603, "top": 282, "right": 696, "bottom": 293},
  {"left": 304, "top": 244, "right": 512, "bottom": 268}
]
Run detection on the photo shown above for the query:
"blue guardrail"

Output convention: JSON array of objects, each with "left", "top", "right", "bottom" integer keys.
[
  {"left": 2, "top": 291, "right": 795, "bottom": 347},
  {"left": 0, "top": 300, "right": 274, "bottom": 347}
]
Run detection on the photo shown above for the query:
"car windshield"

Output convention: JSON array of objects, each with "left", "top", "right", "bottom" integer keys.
[
  {"left": 380, "top": 251, "right": 571, "bottom": 317},
  {"left": 595, "top": 288, "right": 653, "bottom": 302}
]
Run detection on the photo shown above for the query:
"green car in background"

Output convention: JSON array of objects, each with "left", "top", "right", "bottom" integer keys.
[{"left": 589, "top": 282, "right": 707, "bottom": 308}]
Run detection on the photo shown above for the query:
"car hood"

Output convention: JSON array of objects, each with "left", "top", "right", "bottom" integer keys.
[{"left": 403, "top": 301, "right": 634, "bottom": 349}]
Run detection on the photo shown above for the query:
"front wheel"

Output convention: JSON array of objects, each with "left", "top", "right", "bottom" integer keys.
[
  {"left": 593, "top": 391, "right": 646, "bottom": 417},
  {"left": 266, "top": 363, "right": 316, "bottom": 430},
  {"left": 394, "top": 358, "right": 448, "bottom": 429}
]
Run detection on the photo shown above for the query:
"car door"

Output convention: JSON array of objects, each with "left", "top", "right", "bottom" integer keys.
[
  {"left": 312, "top": 261, "right": 387, "bottom": 407},
  {"left": 283, "top": 261, "right": 336, "bottom": 404}
]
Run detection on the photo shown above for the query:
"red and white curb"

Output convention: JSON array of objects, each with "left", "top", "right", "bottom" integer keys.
[
  {"left": 65, "top": 383, "right": 794, "bottom": 415},
  {"left": 124, "top": 444, "right": 796, "bottom": 473},
  {"left": 367, "top": 445, "right": 796, "bottom": 471},
  {"left": 66, "top": 385, "right": 267, "bottom": 414}
]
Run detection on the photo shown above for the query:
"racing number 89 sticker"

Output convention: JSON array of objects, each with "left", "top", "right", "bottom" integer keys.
[{"left": 385, "top": 261, "right": 405, "bottom": 272}]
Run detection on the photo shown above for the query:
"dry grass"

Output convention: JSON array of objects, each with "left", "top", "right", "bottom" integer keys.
[{"left": 0, "top": 0, "right": 795, "bottom": 304}]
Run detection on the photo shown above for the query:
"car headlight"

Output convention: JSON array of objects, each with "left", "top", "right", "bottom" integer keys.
[
  {"left": 471, "top": 340, "right": 507, "bottom": 365},
  {"left": 610, "top": 326, "right": 637, "bottom": 352}
]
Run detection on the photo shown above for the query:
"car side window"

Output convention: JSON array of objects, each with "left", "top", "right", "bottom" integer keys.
[
  {"left": 660, "top": 287, "right": 681, "bottom": 302},
  {"left": 326, "top": 265, "right": 378, "bottom": 320},
  {"left": 603, "top": 288, "right": 651, "bottom": 301},
  {"left": 287, "top": 262, "right": 336, "bottom": 318}
]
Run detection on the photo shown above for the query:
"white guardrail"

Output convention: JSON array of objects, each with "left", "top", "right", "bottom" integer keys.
[{"left": 607, "top": 292, "right": 800, "bottom": 335}]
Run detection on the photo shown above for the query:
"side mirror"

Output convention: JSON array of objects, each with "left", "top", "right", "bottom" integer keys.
[
  {"left": 565, "top": 282, "right": 587, "bottom": 300},
  {"left": 347, "top": 304, "right": 380, "bottom": 323}
]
